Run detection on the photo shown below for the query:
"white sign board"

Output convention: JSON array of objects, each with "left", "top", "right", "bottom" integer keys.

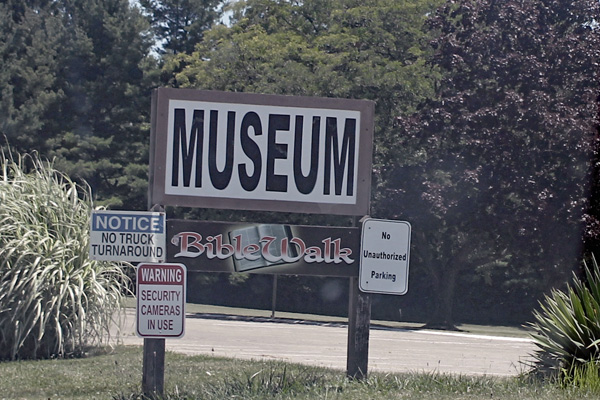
[
  {"left": 89, "top": 210, "right": 166, "bottom": 262},
  {"left": 150, "top": 88, "right": 374, "bottom": 215},
  {"left": 136, "top": 263, "right": 186, "bottom": 338},
  {"left": 359, "top": 218, "right": 411, "bottom": 295}
]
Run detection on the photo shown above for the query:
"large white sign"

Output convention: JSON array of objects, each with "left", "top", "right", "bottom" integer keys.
[
  {"left": 359, "top": 218, "right": 411, "bottom": 295},
  {"left": 136, "top": 263, "right": 186, "bottom": 338},
  {"left": 150, "top": 89, "right": 374, "bottom": 215},
  {"left": 89, "top": 210, "right": 166, "bottom": 262}
]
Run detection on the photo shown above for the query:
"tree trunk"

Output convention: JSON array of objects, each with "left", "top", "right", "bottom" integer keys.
[{"left": 425, "top": 260, "right": 459, "bottom": 330}]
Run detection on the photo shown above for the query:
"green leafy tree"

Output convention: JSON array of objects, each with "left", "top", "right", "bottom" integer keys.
[
  {"left": 169, "top": 0, "right": 442, "bottom": 211},
  {"left": 386, "top": 0, "right": 600, "bottom": 327},
  {"left": 48, "top": 0, "right": 155, "bottom": 209},
  {"left": 0, "top": 1, "right": 65, "bottom": 150},
  {"left": 140, "top": 0, "right": 223, "bottom": 54},
  {"left": 0, "top": 0, "right": 156, "bottom": 209},
  {"left": 157, "top": 0, "right": 445, "bottom": 316}
]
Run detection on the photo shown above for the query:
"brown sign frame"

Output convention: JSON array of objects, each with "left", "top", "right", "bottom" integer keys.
[{"left": 149, "top": 88, "right": 374, "bottom": 215}]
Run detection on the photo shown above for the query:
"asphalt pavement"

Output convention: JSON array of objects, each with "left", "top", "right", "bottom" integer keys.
[{"left": 111, "top": 309, "right": 536, "bottom": 377}]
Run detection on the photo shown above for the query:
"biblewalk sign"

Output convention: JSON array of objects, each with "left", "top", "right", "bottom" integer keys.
[
  {"left": 136, "top": 263, "right": 186, "bottom": 339},
  {"left": 167, "top": 219, "right": 360, "bottom": 277},
  {"left": 359, "top": 218, "right": 411, "bottom": 295}
]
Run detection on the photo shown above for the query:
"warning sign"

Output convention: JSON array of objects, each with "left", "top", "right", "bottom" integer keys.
[
  {"left": 89, "top": 210, "right": 166, "bottom": 262},
  {"left": 136, "top": 263, "right": 186, "bottom": 338}
]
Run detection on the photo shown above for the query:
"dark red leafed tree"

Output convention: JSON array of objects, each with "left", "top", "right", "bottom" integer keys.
[{"left": 382, "top": 0, "right": 600, "bottom": 327}]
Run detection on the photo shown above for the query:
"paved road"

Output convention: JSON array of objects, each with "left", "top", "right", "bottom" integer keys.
[{"left": 112, "top": 310, "right": 536, "bottom": 377}]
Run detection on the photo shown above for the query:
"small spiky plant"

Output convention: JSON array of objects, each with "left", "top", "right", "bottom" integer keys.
[
  {"left": 529, "top": 255, "right": 600, "bottom": 379},
  {"left": 0, "top": 151, "right": 131, "bottom": 360}
]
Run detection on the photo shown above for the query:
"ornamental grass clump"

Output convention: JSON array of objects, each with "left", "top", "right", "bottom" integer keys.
[
  {"left": 529, "top": 255, "right": 600, "bottom": 384},
  {"left": 0, "top": 151, "right": 131, "bottom": 360}
]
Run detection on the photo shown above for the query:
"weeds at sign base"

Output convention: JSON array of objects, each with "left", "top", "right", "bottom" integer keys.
[{"left": 561, "top": 361, "right": 600, "bottom": 394}]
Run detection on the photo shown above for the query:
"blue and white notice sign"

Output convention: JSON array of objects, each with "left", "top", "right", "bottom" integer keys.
[{"left": 89, "top": 210, "right": 166, "bottom": 262}]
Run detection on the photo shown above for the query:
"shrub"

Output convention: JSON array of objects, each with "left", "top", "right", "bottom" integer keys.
[
  {"left": 529, "top": 255, "right": 600, "bottom": 380},
  {"left": 0, "top": 151, "right": 132, "bottom": 360}
]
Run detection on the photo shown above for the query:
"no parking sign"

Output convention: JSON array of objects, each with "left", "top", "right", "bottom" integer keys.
[{"left": 359, "top": 218, "right": 411, "bottom": 295}]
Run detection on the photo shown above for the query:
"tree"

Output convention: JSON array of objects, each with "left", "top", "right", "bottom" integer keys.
[
  {"left": 0, "top": 1, "right": 66, "bottom": 151},
  {"left": 0, "top": 0, "right": 156, "bottom": 209},
  {"left": 50, "top": 0, "right": 156, "bottom": 209},
  {"left": 169, "top": 0, "right": 442, "bottom": 202},
  {"left": 155, "top": 0, "right": 446, "bottom": 318},
  {"left": 140, "top": 0, "right": 222, "bottom": 54},
  {"left": 386, "top": 0, "right": 600, "bottom": 327}
]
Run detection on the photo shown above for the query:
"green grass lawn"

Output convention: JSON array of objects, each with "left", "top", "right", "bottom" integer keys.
[{"left": 0, "top": 345, "right": 597, "bottom": 400}]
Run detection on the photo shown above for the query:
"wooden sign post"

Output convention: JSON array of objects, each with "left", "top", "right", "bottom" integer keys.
[
  {"left": 142, "top": 338, "right": 165, "bottom": 398},
  {"left": 347, "top": 276, "right": 371, "bottom": 379}
]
